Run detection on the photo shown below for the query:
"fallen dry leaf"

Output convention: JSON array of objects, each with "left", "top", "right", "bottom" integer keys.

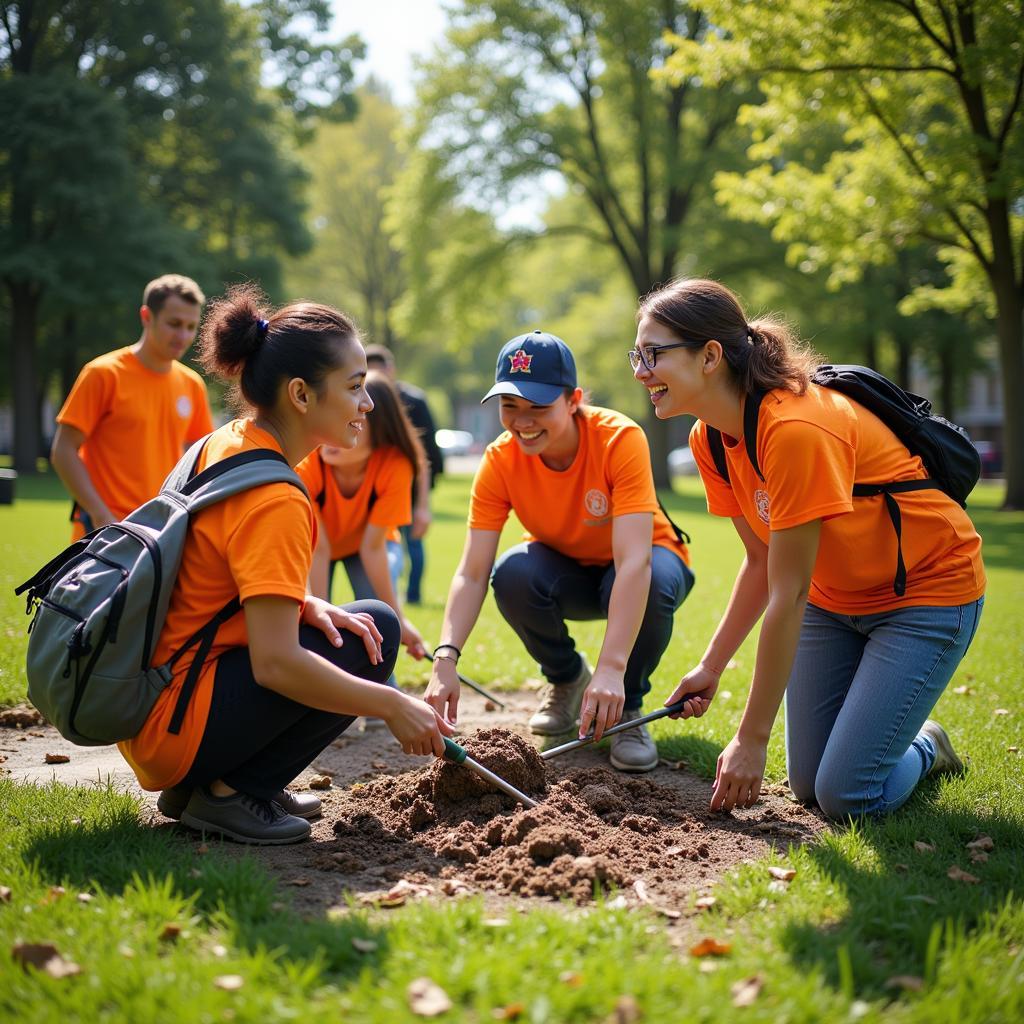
[
  {"left": 969, "top": 851, "right": 989, "bottom": 864},
  {"left": 308, "top": 774, "right": 332, "bottom": 790},
  {"left": 632, "top": 881, "right": 681, "bottom": 918},
  {"left": 609, "top": 994, "right": 642, "bottom": 1023},
  {"left": 213, "top": 974, "right": 244, "bottom": 991},
  {"left": 76, "top": 892, "right": 93, "bottom": 904},
  {"left": 947, "top": 865, "right": 980, "bottom": 884},
  {"left": 559, "top": 971, "right": 584, "bottom": 987},
  {"left": 993, "top": 708, "right": 1011, "bottom": 716},
  {"left": 766, "top": 866, "right": 796, "bottom": 882},
  {"left": 482, "top": 918, "right": 509, "bottom": 927},
  {"left": 894, "top": 863, "right": 909, "bottom": 872},
  {"left": 361, "top": 892, "right": 405, "bottom": 908},
  {"left": 42, "top": 885, "right": 66, "bottom": 904},
  {"left": 0, "top": 886, "right": 10, "bottom": 903},
  {"left": 370, "top": 761, "right": 388, "bottom": 770},
  {"left": 196, "top": 843, "right": 209, "bottom": 855},
  {"left": 286, "top": 877, "right": 311, "bottom": 887},
  {"left": 484, "top": 700, "right": 498, "bottom": 712},
  {"left": 407, "top": 977, "right": 452, "bottom": 1017},
  {"left": 694, "top": 896, "right": 717, "bottom": 911},
  {"left": 159, "top": 923, "right": 182, "bottom": 942},
  {"left": 913, "top": 841, "right": 936, "bottom": 854},
  {"left": 11, "top": 942, "right": 82, "bottom": 979},
  {"left": 690, "top": 937, "right": 732, "bottom": 957},
  {"left": 731, "top": 975, "right": 764, "bottom": 1007},
  {"left": 492, "top": 1004, "right": 524, "bottom": 1020},
  {"left": 44, "top": 753, "right": 70, "bottom": 764},
  {"left": 966, "top": 835, "right": 994, "bottom": 852},
  {"left": 1008, "top": 746, "right": 1019, "bottom": 753},
  {"left": 952, "top": 685, "right": 974, "bottom": 696},
  {"left": 351, "top": 937, "right": 377, "bottom": 954},
  {"left": 885, "top": 975, "right": 924, "bottom": 992},
  {"left": 440, "top": 878, "right": 472, "bottom": 897}
]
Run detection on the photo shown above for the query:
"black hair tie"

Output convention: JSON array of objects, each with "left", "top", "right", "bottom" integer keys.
[{"left": 256, "top": 318, "right": 269, "bottom": 338}]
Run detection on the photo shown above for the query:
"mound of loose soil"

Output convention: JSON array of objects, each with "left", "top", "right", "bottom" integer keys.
[{"left": 322, "top": 728, "right": 797, "bottom": 904}]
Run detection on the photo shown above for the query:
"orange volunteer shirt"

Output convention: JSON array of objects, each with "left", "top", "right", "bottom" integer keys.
[
  {"left": 469, "top": 405, "right": 689, "bottom": 566},
  {"left": 57, "top": 346, "right": 214, "bottom": 538},
  {"left": 689, "top": 384, "right": 985, "bottom": 614},
  {"left": 296, "top": 447, "right": 413, "bottom": 560},
  {"left": 119, "top": 419, "right": 314, "bottom": 791}
]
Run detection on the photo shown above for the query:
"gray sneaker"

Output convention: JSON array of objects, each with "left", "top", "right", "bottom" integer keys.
[
  {"left": 609, "top": 709, "right": 659, "bottom": 773},
  {"left": 528, "top": 657, "right": 592, "bottom": 735},
  {"left": 920, "top": 720, "right": 964, "bottom": 776},
  {"left": 180, "top": 787, "right": 312, "bottom": 845},
  {"left": 158, "top": 785, "right": 321, "bottom": 821}
]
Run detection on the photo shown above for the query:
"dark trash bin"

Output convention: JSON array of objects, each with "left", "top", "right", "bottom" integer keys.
[{"left": 0, "top": 469, "right": 16, "bottom": 505}]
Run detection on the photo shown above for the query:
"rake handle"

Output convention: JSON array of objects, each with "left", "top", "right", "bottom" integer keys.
[
  {"left": 426, "top": 654, "right": 507, "bottom": 709},
  {"left": 540, "top": 700, "right": 687, "bottom": 760}
]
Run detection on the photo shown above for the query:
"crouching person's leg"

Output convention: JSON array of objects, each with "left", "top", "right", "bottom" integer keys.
[{"left": 174, "top": 600, "right": 400, "bottom": 844}]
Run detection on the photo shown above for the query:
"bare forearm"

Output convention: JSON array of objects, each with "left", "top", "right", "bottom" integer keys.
[
  {"left": 738, "top": 594, "right": 807, "bottom": 743},
  {"left": 257, "top": 646, "right": 399, "bottom": 716},
  {"left": 700, "top": 556, "right": 769, "bottom": 674},
  {"left": 597, "top": 557, "right": 650, "bottom": 673},
  {"left": 360, "top": 538, "right": 401, "bottom": 614}
]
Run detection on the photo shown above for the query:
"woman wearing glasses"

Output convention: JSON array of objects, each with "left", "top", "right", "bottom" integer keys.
[
  {"left": 424, "top": 330, "right": 694, "bottom": 772},
  {"left": 632, "top": 278, "right": 985, "bottom": 819}
]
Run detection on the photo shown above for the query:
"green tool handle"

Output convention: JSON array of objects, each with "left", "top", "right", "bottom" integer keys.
[
  {"left": 442, "top": 737, "right": 468, "bottom": 764},
  {"left": 540, "top": 700, "right": 687, "bottom": 760}
]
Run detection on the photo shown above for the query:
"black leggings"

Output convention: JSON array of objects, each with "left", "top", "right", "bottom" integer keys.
[{"left": 180, "top": 600, "right": 400, "bottom": 800}]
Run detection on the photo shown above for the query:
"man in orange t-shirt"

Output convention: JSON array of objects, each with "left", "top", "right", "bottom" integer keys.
[
  {"left": 51, "top": 274, "right": 214, "bottom": 540},
  {"left": 425, "top": 331, "right": 695, "bottom": 773}
]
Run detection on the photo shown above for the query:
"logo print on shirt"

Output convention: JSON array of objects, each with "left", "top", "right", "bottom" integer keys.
[
  {"left": 176, "top": 395, "right": 192, "bottom": 419},
  {"left": 509, "top": 349, "right": 533, "bottom": 373},
  {"left": 585, "top": 489, "right": 609, "bottom": 518},
  {"left": 754, "top": 488, "right": 770, "bottom": 525}
]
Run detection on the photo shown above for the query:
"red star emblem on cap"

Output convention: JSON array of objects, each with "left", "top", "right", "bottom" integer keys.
[{"left": 509, "top": 349, "right": 533, "bottom": 373}]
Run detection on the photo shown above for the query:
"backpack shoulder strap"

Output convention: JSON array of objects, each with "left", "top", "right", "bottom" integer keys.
[
  {"left": 705, "top": 427, "right": 730, "bottom": 484},
  {"left": 742, "top": 391, "right": 766, "bottom": 482},
  {"left": 656, "top": 496, "right": 691, "bottom": 546},
  {"left": 177, "top": 449, "right": 310, "bottom": 511}
]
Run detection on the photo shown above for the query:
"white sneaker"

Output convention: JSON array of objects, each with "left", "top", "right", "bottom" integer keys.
[
  {"left": 609, "top": 709, "right": 659, "bottom": 773},
  {"left": 528, "top": 656, "right": 592, "bottom": 735},
  {"left": 920, "top": 720, "right": 964, "bottom": 776}
]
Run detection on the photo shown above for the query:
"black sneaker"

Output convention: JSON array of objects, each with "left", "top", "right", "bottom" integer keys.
[
  {"left": 158, "top": 786, "right": 321, "bottom": 821},
  {"left": 180, "top": 787, "right": 311, "bottom": 845}
]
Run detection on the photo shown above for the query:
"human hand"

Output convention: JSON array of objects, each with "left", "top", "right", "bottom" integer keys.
[
  {"left": 383, "top": 690, "right": 454, "bottom": 756},
  {"left": 424, "top": 656, "right": 460, "bottom": 725},
  {"left": 401, "top": 616, "right": 427, "bottom": 659},
  {"left": 710, "top": 733, "right": 767, "bottom": 812},
  {"left": 301, "top": 596, "right": 383, "bottom": 665},
  {"left": 411, "top": 504, "right": 432, "bottom": 540},
  {"left": 578, "top": 668, "right": 625, "bottom": 741},
  {"left": 666, "top": 664, "right": 721, "bottom": 719}
]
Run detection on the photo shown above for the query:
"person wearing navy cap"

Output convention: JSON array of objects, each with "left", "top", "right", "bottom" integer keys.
[{"left": 425, "top": 330, "right": 695, "bottom": 771}]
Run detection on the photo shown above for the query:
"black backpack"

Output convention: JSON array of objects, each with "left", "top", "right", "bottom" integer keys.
[{"left": 705, "top": 364, "right": 981, "bottom": 596}]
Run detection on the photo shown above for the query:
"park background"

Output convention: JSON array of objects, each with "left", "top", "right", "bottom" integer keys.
[{"left": 1, "top": 2, "right": 1023, "bottom": 1022}]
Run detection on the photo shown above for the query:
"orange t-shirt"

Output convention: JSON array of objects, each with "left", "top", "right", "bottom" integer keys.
[
  {"left": 57, "top": 347, "right": 214, "bottom": 538},
  {"left": 689, "top": 384, "right": 986, "bottom": 614},
  {"left": 119, "top": 419, "right": 314, "bottom": 791},
  {"left": 469, "top": 406, "right": 689, "bottom": 566},
  {"left": 295, "top": 447, "right": 413, "bottom": 560}
]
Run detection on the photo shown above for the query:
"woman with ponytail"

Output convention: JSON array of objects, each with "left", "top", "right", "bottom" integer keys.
[
  {"left": 632, "top": 278, "right": 985, "bottom": 820},
  {"left": 119, "top": 284, "right": 451, "bottom": 845}
]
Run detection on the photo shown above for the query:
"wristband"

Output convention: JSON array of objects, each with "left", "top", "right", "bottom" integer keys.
[{"left": 432, "top": 643, "right": 462, "bottom": 663}]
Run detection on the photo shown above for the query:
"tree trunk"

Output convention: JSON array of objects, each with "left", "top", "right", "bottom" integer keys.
[
  {"left": 646, "top": 401, "right": 672, "bottom": 489},
  {"left": 895, "top": 335, "right": 911, "bottom": 390},
  {"left": 9, "top": 281, "right": 41, "bottom": 475},
  {"left": 61, "top": 314, "right": 80, "bottom": 403},
  {"left": 992, "top": 281, "right": 1024, "bottom": 508},
  {"left": 939, "top": 343, "right": 955, "bottom": 420}
]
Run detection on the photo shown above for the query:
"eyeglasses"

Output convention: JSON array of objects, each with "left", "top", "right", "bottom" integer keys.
[{"left": 627, "top": 341, "right": 691, "bottom": 372}]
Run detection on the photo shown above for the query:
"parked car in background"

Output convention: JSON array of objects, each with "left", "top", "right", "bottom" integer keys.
[
  {"left": 668, "top": 445, "right": 698, "bottom": 476},
  {"left": 435, "top": 429, "right": 476, "bottom": 457},
  {"left": 974, "top": 440, "right": 1002, "bottom": 476}
]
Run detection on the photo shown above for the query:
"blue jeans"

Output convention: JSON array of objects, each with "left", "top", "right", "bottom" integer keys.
[
  {"left": 490, "top": 542, "right": 694, "bottom": 710},
  {"left": 327, "top": 540, "right": 404, "bottom": 688},
  {"left": 400, "top": 525, "right": 425, "bottom": 604},
  {"left": 785, "top": 598, "right": 984, "bottom": 819}
]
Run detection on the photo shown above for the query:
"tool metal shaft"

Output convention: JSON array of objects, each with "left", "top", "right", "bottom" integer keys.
[
  {"left": 540, "top": 700, "right": 686, "bottom": 760},
  {"left": 463, "top": 754, "right": 538, "bottom": 808}
]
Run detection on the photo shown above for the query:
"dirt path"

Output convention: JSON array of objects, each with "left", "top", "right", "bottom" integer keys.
[{"left": 1, "top": 696, "right": 826, "bottom": 924}]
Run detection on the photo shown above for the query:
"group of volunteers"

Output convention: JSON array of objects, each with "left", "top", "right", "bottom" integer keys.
[{"left": 47, "top": 271, "right": 985, "bottom": 844}]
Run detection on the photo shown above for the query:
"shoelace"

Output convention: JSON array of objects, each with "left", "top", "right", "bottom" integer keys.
[{"left": 240, "top": 794, "right": 285, "bottom": 824}]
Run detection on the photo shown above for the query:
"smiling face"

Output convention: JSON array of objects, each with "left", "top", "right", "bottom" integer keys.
[
  {"left": 305, "top": 339, "right": 374, "bottom": 451},
  {"left": 498, "top": 390, "right": 581, "bottom": 459},
  {"left": 632, "top": 315, "right": 708, "bottom": 419}
]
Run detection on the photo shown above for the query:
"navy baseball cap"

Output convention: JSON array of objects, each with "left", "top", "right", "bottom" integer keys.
[{"left": 481, "top": 329, "right": 578, "bottom": 405}]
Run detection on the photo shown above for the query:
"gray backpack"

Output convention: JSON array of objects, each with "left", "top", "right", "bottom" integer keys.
[{"left": 16, "top": 437, "right": 308, "bottom": 745}]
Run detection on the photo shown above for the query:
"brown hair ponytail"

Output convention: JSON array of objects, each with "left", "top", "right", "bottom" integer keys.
[
  {"left": 638, "top": 278, "right": 818, "bottom": 395},
  {"left": 364, "top": 370, "right": 426, "bottom": 495}
]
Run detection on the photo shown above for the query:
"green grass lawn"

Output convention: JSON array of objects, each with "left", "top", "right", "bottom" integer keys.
[{"left": 1, "top": 471, "right": 1022, "bottom": 1021}]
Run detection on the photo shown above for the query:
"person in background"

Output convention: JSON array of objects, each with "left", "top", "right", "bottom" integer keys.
[
  {"left": 51, "top": 274, "right": 215, "bottom": 540},
  {"left": 632, "top": 278, "right": 985, "bottom": 819},
  {"left": 425, "top": 330, "right": 694, "bottom": 773},
  {"left": 365, "top": 344, "right": 445, "bottom": 605},
  {"left": 297, "top": 371, "right": 429, "bottom": 678},
  {"left": 121, "top": 284, "right": 451, "bottom": 845}
]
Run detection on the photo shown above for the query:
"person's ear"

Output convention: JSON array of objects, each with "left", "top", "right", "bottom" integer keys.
[
  {"left": 567, "top": 386, "right": 584, "bottom": 414},
  {"left": 703, "top": 340, "right": 724, "bottom": 375},
  {"left": 286, "top": 377, "right": 310, "bottom": 414},
  {"left": 139, "top": 305, "right": 152, "bottom": 329}
]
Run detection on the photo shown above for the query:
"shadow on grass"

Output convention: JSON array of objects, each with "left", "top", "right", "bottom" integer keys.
[
  {"left": 779, "top": 798, "right": 1023, "bottom": 999},
  {"left": 966, "top": 505, "right": 1024, "bottom": 571},
  {"left": 11, "top": 780, "right": 389, "bottom": 981}
]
